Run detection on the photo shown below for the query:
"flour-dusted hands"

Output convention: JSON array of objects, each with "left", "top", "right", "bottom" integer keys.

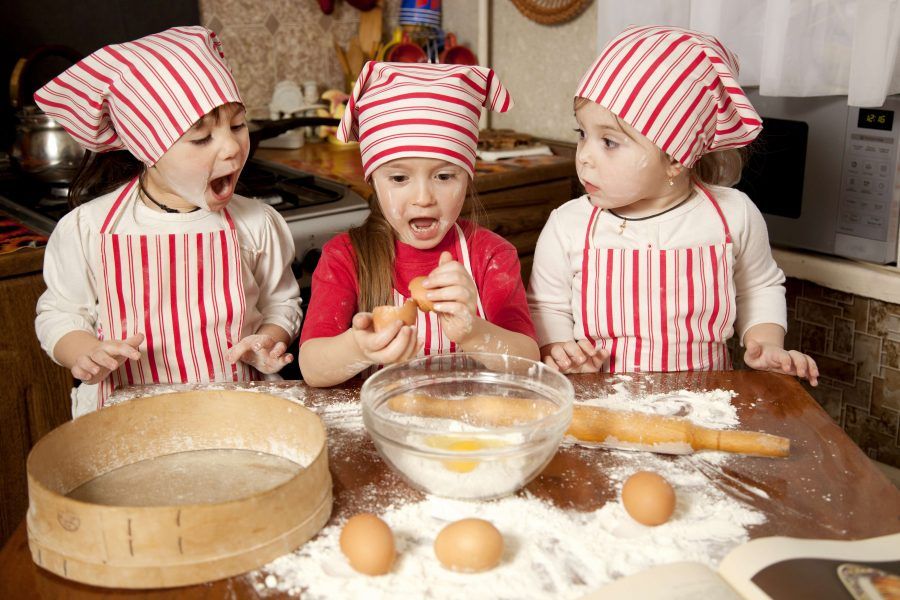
[
  {"left": 420, "top": 251, "right": 479, "bottom": 343},
  {"left": 743, "top": 340, "right": 819, "bottom": 386},
  {"left": 72, "top": 333, "right": 144, "bottom": 385},
  {"left": 227, "top": 334, "right": 293, "bottom": 374},
  {"left": 541, "top": 340, "right": 608, "bottom": 373},
  {"left": 350, "top": 312, "right": 421, "bottom": 366}
]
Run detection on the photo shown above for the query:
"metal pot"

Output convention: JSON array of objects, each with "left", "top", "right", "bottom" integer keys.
[
  {"left": 10, "top": 105, "right": 85, "bottom": 184},
  {"left": 8, "top": 45, "right": 85, "bottom": 185}
]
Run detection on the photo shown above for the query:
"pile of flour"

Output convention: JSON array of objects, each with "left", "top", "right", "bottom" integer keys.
[{"left": 251, "top": 383, "right": 766, "bottom": 599}]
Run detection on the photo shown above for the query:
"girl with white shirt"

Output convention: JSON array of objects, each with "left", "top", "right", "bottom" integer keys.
[
  {"left": 33, "top": 26, "right": 302, "bottom": 417},
  {"left": 527, "top": 25, "right": 818, "bottom": 384}
]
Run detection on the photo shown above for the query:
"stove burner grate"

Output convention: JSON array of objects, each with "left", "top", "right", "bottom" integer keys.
[{"left": 236, "top": 164, "right": 343, "bottom": 211}]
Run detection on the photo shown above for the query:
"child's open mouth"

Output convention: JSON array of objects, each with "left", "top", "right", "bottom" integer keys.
[
  {"left": 409, "top": 217, "right": 439, "bottom": 240},
  {"left": 210, "top": 172, "right": 237, "bottom": 202}
]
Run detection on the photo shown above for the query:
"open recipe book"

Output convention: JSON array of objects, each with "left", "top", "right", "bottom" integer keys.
[{"left": 582, "top": 532, "right": 900, "bottom": 600}]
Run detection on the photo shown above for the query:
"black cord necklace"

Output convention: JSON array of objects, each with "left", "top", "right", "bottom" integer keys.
[
  {"left": 139, "top": 179, "right": 201, "bottom": 214},
  {"left": 606, "top": 193, "right": 694, "bottom": 234}
]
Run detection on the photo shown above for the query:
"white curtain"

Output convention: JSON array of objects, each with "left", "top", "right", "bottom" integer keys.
[{"left": 596, "top": 0, "right": 900, "bottom": 107}]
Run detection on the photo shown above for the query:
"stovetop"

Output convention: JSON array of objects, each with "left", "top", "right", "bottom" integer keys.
[
  {"left": 238, "top": 159, "right": 368, "bottom": 223},
  {"left": 0, "top": 157, "right": 369, "bottom": 235}
]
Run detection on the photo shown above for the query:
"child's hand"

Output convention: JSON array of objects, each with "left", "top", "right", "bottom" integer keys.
[
  {"left": 72, "top": 334, "right": 144, "bottom": 385},
  {"left": 350, "top": 313, "right": 421, "bottom": 366},
  {"left": 743, "top": 340, "right": 819, "bottom": 386},
  {"left": 422, "top": 251, "right": 479, "bottom": 343},
  {"left": 227, "top": 334, "right": 293, "bottom": 374},
  {"left": 540, "top": 340, "right": 608, "bottom": 373}
]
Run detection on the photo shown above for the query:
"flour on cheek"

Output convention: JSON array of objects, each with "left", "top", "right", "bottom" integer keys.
[{"left": 157, "top": 164, "right": 211, "bottom": 211}]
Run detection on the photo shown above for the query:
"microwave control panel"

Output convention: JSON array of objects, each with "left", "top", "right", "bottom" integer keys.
[{"left": 835, "top": 98, "right": 900, "bottom": 263}]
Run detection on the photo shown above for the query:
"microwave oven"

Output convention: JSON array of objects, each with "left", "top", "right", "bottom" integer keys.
[{"left": 736, "top": 91, "right": 900, "bottom": 265}]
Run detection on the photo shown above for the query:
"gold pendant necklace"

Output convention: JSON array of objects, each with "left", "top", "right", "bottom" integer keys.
[{"left": 608, "top": 191, "right": 695, "bottom": 236}]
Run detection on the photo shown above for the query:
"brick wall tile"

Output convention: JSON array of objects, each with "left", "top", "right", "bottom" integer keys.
[
  {"left": 832, "top": 317, "right": 855, "bottom": 357},
  {"left": 801, "top": 281, "right": 834, "bottom": 303},
  {"left": 869, "top": 300, "right": 900, "bottom": 337},
  {"left": 878, "top": 367, "right": 900, "bottom": 412},
  {"left": 843, "top": 378, "right": 871, "bottom": 410},
  {"left": 801, "top": 322, "right": 828, "bottom": 354},
  {"left": 853, "top": 332, "right": 883, "bottom": 381},
  {"left": 844, "top": 297, "right": 869, "bottom": 332},
  {"left": 822, "top": 288, "right": 854, "bottom": 304},
  {"left": 808, "top": 352, "right": 856, "bottom": 384},
  {"left": 797, "top": 298, "right": 843, "bottom": 328}
]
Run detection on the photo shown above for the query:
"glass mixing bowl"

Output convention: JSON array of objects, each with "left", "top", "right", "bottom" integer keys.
[{"left": 360, "top": 353, "right": 574, "bottom": 500}]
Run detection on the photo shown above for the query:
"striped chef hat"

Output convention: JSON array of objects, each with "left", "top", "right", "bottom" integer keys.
[
  {"left": 34, "top": 26, "right": 243, "bottom": 166},
  {"left": 575, "top": 26, "right": 761, "bottom": 168},
  {"left": 338, "top": 62, "right": 514, "bottom": 178}
]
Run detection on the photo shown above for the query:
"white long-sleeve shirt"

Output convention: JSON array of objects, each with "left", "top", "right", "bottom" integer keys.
[
  {"left": 527, "top": 185, "right": 786, "bottom": 347},
  {"left": 36, "top": 188, "right": 303, "bottom": 365}
]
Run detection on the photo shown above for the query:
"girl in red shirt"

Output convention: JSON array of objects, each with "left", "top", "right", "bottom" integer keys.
[{"left": 298, "top": 62, "right": 539, "bottom": 386}]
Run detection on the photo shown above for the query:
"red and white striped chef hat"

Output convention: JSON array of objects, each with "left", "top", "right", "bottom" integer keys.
[
  {"left": 34, "top": 26, "right": 243, "bottom": 166},
  {"left": 575, "top": 26, "right": 761, "bottom": 168},
  {"left": 338, "top": 62, "right": 514, "bottom": 178}
]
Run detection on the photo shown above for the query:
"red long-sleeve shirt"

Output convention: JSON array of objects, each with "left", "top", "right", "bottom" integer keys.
[{"left": 300, "top": 222, "right": 536, "bottom": 344}]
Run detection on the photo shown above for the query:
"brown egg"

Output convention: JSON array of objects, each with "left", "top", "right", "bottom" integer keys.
[
  {"left": 434, "top": 518, "right": 504, "bottom": 573},
  {"left": 408, "top": 276, "right": 434, "bottom": 312},
  {"left": 621, "top": 471, "right": 676, "bottom": 526},
  {"left": 371, "top": 299, "right": 417, "bottom": 332},
  {"left": 339, "top": 513, "right": 396, "bottom": 575}
]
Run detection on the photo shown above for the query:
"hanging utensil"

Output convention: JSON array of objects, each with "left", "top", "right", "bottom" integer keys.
[
  {"left": 346, "top": 36, "right": 366, "bottom": 80},
  {"left": 358, "top": 0, "right": 383, "bottom": 58},
  {"left": 333, "top": 38, "right": 351, "bottom": 79}
]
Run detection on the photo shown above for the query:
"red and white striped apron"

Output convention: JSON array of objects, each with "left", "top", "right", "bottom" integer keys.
[
  {"left": 95, "top": 178, "right": 256, "bottom": 408},
  {"left": 575, "top": 183, "right": 735, "bottom": 373},
  {"left": 395, "top": 224, "right": 485, "bottom": 356},
  {"left": 362, "top": 224, "right": 486, "bottom": 378}
]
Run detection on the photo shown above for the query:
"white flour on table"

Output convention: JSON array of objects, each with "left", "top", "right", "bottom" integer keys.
[
  {"left": 580, "top": 384, "right": 739, "bottom": 429},
  {"left": 252, "top": 386, "right": 767, "bottom": 599}
]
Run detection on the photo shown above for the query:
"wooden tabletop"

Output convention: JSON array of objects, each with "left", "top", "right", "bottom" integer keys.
[{"left": 2, "top": 371, "right": 898, "bottom": 598}]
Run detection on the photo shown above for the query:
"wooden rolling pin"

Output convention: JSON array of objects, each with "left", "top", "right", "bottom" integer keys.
[{"left": 386, "top": 394, "right": 790, "bottom": 458}]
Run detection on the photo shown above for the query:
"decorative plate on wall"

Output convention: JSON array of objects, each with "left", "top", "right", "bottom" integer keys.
[{"left": 510, "top": 0, "right": 592, "bottom": 25}]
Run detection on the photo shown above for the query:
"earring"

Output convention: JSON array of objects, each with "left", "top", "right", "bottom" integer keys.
[{"left": 668, "top": 178, "right": 674, "bottom": 187}]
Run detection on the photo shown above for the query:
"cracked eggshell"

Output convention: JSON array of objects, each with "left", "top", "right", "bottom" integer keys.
[
  {"left": 408, "top": 276, "right": 434, "bottom": 312},
  {"left": 372, "top": 299, "right": 417, "bottom": 332}
]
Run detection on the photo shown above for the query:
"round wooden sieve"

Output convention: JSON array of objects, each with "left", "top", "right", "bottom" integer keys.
[{"left": 25, "top": 390, "right": 332, "bottom": 589}]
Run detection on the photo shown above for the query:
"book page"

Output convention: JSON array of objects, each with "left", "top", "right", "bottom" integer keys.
[
  {"left": 578, "top": 562, "right": 742, "bottom": 600},
  {"left": 717, "top": 532, "right": 900, "bottom": 600}
]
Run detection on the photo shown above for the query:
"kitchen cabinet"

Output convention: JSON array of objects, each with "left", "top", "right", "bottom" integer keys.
[{"left": 0, "top": 246, "right": 72, "bottom": 548}]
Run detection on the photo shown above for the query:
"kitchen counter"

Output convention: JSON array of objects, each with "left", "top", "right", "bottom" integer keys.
[
  {"left": 255, "top": 143, "right": 577, "bottom": 201},
  {"left": 0, "top": 207, "right": 47, "bottom": 278},
  {"left": 773, "top": 246, "right": 900, "bottom": 305},
  {"left": 2, "top": 371, "right": 898, "bottom": 598}
]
